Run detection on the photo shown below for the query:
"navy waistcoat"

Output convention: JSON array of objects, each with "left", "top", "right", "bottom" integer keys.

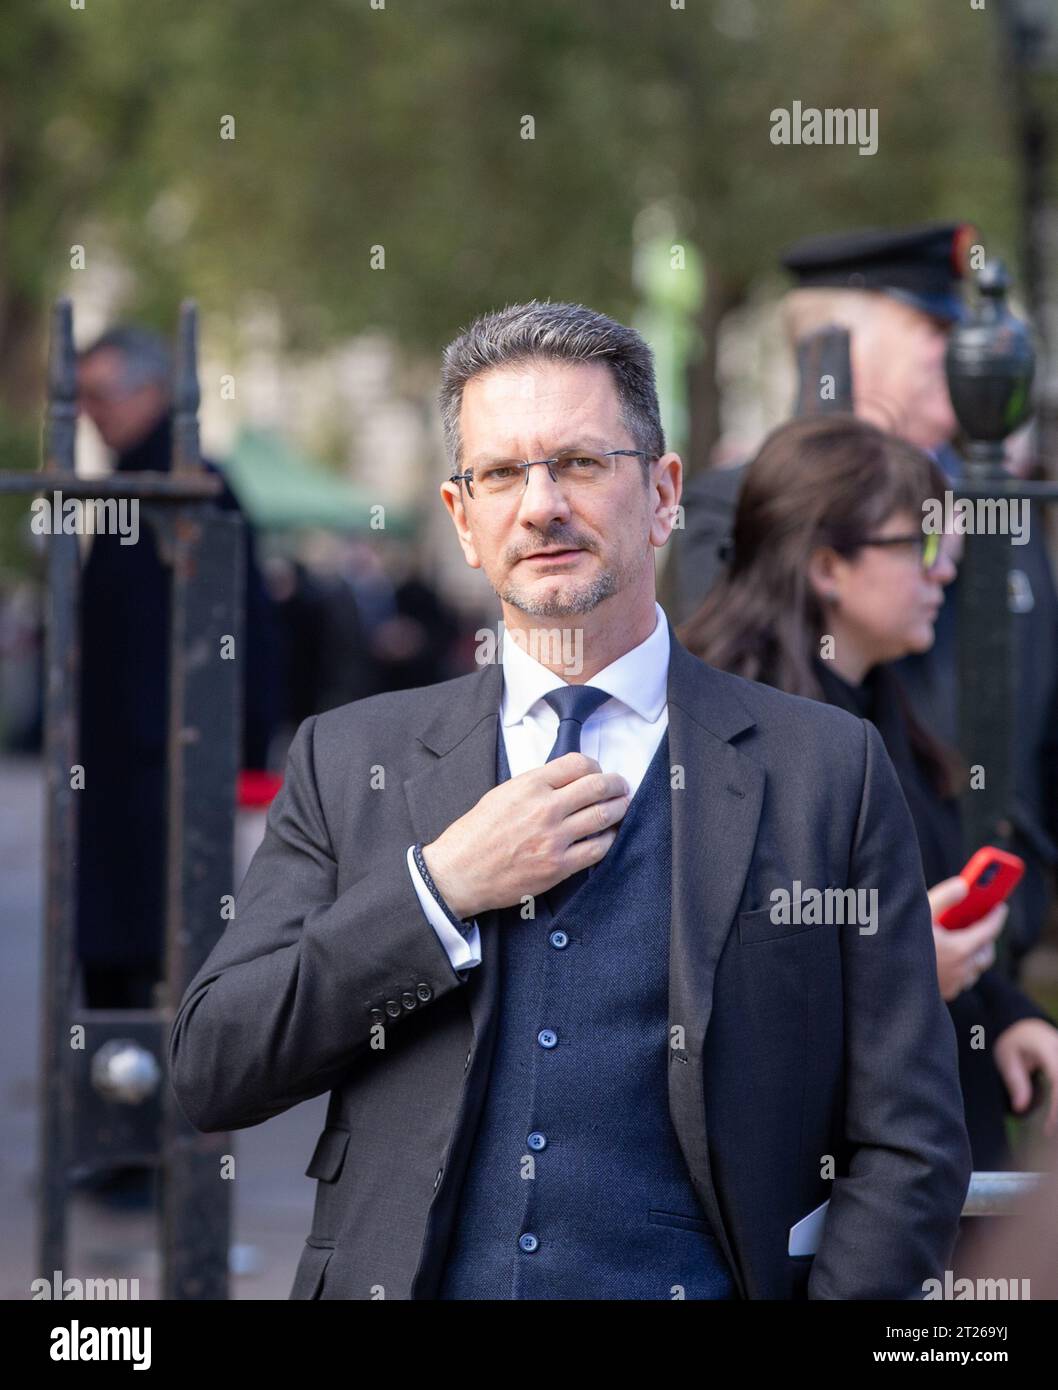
[{"left": 437, "top": 720, "right": 736, "bottom": 1300}]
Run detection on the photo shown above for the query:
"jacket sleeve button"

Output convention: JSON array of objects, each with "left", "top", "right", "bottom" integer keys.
[{"left": 416, "top": 982, "right": 433, "bottom": 1002}]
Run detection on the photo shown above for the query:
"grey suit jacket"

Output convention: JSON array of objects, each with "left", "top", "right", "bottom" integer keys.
[{"left": 167, "top": 620, "right": 972, "bottom": 1300}]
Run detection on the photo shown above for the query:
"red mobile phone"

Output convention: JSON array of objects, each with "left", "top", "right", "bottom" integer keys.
[{"left": 936, "top": 846, "right": 1025, "bottom": 931}]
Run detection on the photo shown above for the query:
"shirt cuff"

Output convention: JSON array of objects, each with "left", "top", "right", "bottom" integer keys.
[{"left": 406, "top": 845, "right": 482, "bottom": 971}]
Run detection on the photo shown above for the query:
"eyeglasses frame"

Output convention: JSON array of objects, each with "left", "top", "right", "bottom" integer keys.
[
  {"left": 846, "top": 531, "right": 943, "bottom": 572},
  {"left": 449, "top": 448, "right": 658, "bottom": 500}
]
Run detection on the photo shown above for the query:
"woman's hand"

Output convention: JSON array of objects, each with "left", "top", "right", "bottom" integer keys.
[
  {"left": 927, "top": 876, "right": 1008, "bottom": 1002},
  {"left": 993, "top": 1019, "right": 1058, "bottom": 1136}
]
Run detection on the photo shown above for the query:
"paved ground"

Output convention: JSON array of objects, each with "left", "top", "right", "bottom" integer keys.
[{"left": 0, "top": 754, "right": 321, "bottom": 1301}]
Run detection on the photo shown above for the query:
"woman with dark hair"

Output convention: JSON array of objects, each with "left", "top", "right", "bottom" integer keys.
[{"left": 678, "top": 414, "right": 1058, "bottom": 1171}]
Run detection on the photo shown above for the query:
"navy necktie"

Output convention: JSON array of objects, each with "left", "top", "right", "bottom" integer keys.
[{"left": 543, "top": 684, "right": 611, "bottom": 914}]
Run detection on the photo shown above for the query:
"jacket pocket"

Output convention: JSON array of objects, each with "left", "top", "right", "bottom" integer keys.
[
  {"left": 289, "top": 1240, "right": 336, "bottom": 1300},
  {"left": 305, "top": 1125, "right": 350, "bottom": 1182},
  {"left": 738, "top": 903, "right": 828, "bottom": 946},
  {"left": 648, "top": 1208, "right": 710, "bottom": 1234}
]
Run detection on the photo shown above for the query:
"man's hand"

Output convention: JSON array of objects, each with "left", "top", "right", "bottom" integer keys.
[{"left": 421, "top": 752, "right": 630, "bottom": 920}]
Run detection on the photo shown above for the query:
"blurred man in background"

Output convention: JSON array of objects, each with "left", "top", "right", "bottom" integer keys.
[{"left": 75, "top": 325, "right": 280, "bottom": 1023}]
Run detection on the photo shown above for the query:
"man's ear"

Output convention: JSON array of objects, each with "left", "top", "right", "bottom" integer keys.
[
  {"left": 439, "top": 480, "right": 481, "bottom": 570},
  {"left": 649, "top": 451, "right": 682, "bottom": 547}
]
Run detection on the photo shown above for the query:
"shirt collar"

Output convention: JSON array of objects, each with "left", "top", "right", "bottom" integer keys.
[{"left": 500, "top": 600, "right": 670, "bottom": 727}]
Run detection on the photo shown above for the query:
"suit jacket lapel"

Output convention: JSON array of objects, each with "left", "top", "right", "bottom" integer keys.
[{"left": 665, "top": 629, "right": 763, "bottom": 1060}]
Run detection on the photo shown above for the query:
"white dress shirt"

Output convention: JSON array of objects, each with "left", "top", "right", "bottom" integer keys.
[{"left": 407, "top": 600, "right": 671, "bottom": 971}]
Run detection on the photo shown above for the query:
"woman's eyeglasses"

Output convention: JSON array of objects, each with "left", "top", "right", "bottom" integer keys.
[{"left": 853, "top": 532, "right": 942, "bottom": 572}]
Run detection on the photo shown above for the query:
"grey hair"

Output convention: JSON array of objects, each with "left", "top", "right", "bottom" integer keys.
[
  {"left": 78, "top": 324, "right": 173, "bottom": 395},
  {"left": 438, "top": 299, "right": 665, "bottom": 470}
]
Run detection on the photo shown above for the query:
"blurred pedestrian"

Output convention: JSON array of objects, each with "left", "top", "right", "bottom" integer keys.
[{"left": 76, "top": 324, "right": 281, "bottom": 1014}]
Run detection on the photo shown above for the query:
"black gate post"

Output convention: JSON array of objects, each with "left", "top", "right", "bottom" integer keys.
[
  {"left": 159, "top": 303, "right": 241, "bottom": 1299},
  {"left": 15, "top": 297, "right": 239, "bottom": 1297},
  {"left": 792, "top": 325, "right": 854, "bottom": 416},
  {"left": 37, "top": 298, "right": 80, "bottom": 1282},
  {"left": 946, "top": 260, "right": 1036, "bottom": 885}
]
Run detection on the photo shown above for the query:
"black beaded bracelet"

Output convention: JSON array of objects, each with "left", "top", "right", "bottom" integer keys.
[{"left": 413, "top": 842, "right": 472, "bottom": 937}]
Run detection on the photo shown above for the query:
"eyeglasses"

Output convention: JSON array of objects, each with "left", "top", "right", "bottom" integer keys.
[
  {"left": 852, "top": 532, "right": 942, "bottom": 572},
  {"left": 450, "top": 448, "right": 656, "bottom": 500}
]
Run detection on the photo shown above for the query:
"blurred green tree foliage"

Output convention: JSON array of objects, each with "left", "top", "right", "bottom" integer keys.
[{"left": 0, "top": 0, "right": 1026, "bottom": 470}]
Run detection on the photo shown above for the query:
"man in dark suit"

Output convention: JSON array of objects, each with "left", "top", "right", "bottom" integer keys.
[
  {"left": 665, "top": 223, "right": 1058, "bottom": 968},
  {"left": 169, "top": 300, "right": 971, "bottom": 1300}
]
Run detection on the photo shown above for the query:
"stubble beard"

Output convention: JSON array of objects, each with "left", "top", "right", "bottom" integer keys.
[{"left": 497, "top": 557, "right": 632, "bottom": 617}]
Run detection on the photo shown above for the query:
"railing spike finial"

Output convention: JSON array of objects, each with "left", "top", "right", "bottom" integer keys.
[{"left": 44, "top": 297, "right": 77, "bottom": 475}]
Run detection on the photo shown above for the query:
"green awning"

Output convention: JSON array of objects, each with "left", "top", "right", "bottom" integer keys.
[{"left": 219, "top": 426, "right": 414, "bottom": 535}]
